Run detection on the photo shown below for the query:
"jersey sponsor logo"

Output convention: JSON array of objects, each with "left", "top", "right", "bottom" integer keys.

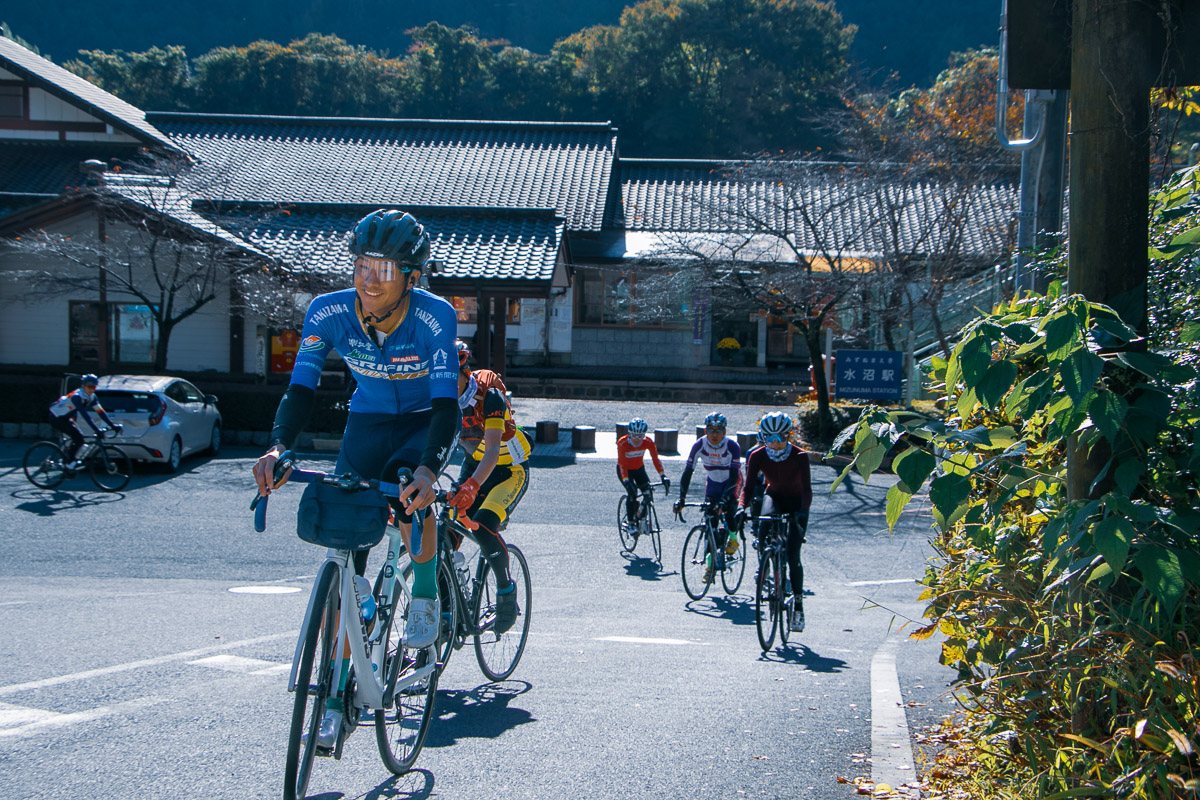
[
  {"left": 345, "top": 356, "right": 430, "bottom": 380},
  {"left": 626, "top": 449, "right": 646, "bottom": 459},
  {"left": 392, "top": 354, "right": 420, "bottom": 363},
  {"left": 432, "top": 347, "right": 448, "bottom": 368},
  {"left": 309, "top": 302, "right": 350, "bottom": 326},
  {"left": 299, "top": 335, "right": 324, "bottom": 352},
  {"left": 414, "top": 307, "right": 443, "bottom": 337}
]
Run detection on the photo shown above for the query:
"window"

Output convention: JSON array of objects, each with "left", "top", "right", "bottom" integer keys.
[
  {"left": 450, "top": 296, "right": 477, "bottom": 324},
  {"left": 0, "top": 85, "right": 24, "bottom": 119},
  {"left": 69, "top": 302, "right": 157, "bottom": 365},
  {"left": 574, "top": 266, "right": 688, "bottom": 328}
]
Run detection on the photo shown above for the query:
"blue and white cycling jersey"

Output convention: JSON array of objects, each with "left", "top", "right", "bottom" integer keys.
[{"left": 290, "top": 287, "right": 459, "bottom": 414}]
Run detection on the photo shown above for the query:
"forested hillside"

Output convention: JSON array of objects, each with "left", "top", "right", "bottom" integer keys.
[{"left": 5, "top": 0, "right": 995, "bottom": 87}]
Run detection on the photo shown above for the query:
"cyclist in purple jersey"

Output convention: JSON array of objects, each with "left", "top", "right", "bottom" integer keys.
[
  {"left": 673, "top": 412, "right": 742, "bottom": 555},
  {"left": 48, "top": 373, "right": 121, "bottom": 468},
  {"left": 253, "top": 209, "right": 459, "bottom": 749}
]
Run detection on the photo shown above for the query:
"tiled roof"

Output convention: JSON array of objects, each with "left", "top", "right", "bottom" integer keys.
[
  {"left": 0, "top": 142, "right": 146, "bottom": 196},
  {"left": 620, "top": 158, "right": 1019, "bottom": 257},
  {"left": 198, "top": 203, "right": 564, "bottom": 285},
  {"left": 0, "top": 36, "right": 181, "bottom": 153},
  {"left": 148, "top": 113, "right": 618, "bottom": 232}
]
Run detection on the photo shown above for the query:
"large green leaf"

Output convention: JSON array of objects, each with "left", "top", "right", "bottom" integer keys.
[
  {"left": 1113, "top": 459, "right": 1145, "bottom": 496},
  {"left": 893, "top": 447, "right": 936, "bottom": 492},
  {"left": 1043, "top": 313, "right": 1078, "bottom": 362},
  {"left": 1088, "top": 391, "right": 1128, "bottom": 443},
  {"left": 1062, "top": 350, "right": 1104, "bottom": 404},
  {"left": 1133, "top": 546, "right": 1185, "bottom": 612},
  {"left": 885, "top": 483, "right": 911, "bottom": 531},
  {"left": 959, "top": 335, "right": 992, "bottom": 386},
  {"left": 1092, "top": 516, "right": 1132, "bottom": 574},
  {"left": 979, "top": 360, "right": 1018, "bottom": 410},
  {"left": 929, "top": 472, "right": 971, "bottom": 531}
]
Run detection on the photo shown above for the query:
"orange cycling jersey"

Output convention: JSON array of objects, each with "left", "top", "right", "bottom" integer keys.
[{"left": 616, "top": 434, "right": 665, "bottom": 480}]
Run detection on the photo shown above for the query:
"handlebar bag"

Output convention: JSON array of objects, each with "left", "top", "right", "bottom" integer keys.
[{"left": 297, "top": 482, "right": 389, "bottom": 550}]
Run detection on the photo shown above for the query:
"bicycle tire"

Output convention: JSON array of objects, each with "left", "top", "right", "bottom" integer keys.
[
  {"left": 680, "top": 525, "right": 713, "bottom": 600},
  {"left": 473, "top": 544, "right": 531, "bottom": 681},
  {"left": 89, "top": 445, "right": 132, "bottom": 492},
  {"left": 435, "top": 557, "right": 461, "bottom": 674},
  {"left": 23, "top": 441, "right": 66, "bottom": 489},
  {"left": 648, "top": 504, "right": 663, "bottom": 566},
  {"left": 617, "top": 495, "right": 637, "bottom": 553},
  {"left": 778, "top": 553, "right": 792, "bottom": 646},
  {"left": 374, "top": 558, "right": 439, "bottom": 775},
  {"left": 284, "top": 560, "right": 339, "bottom": 800},
  {"left": 721, "top": 534, "right": 747, "bottom": 595},
  {"left": 755, "top": 548, "right": 778, "bottom": 652}
]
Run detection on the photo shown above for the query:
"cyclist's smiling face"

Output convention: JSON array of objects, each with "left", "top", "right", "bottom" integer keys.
[
  {"left": 628, "top": 432, "right": 645, "bottom": 446},
  {"left": 354, "top": 256, "right": 415, "bottom": 317},
  {"left": 706, "top": 428, "right": 725, "bottom": 445}
]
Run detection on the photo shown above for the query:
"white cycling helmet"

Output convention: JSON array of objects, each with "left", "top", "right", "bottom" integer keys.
[
  {"left": 628, "top": 418, "right": 649, "bottom": 435},
  {"left": 758, "top": 412, "right": 793, "bottom": 441}
]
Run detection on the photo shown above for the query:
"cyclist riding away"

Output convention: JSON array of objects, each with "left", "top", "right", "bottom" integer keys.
[
  {"left": 251, "top": 209, "right": 459, "bottom": 748},
  {"left": 49, "top": 374, "right": 121, "bottom": 469},
  {"left": 739, "top": 412, "right": 812, "bottom": 633},
  {"left": 674, "top": 412, "right": 742, "bottom": 559},
  {"left": 447, "top": 339, "right": 531, "bottom": 633},
  {"left": 617, "top": 418, "right": 669, "bottom": 530}
]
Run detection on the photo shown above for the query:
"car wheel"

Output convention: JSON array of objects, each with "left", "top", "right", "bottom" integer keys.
[
  {"left": 206, "top": 424, "right": 221, "bottom": 456},
  {"left": 162, "top": 437, "right": 182, "bottom": 474}
]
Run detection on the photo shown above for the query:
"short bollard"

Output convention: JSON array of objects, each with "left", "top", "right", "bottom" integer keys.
[
  {"left": 654, "top": 428, "right": 679, "bottom": 455},
  {"left": 572, "top": 425, "right": 596, "bottom": 451},
  {"left": 695, "top": 425, "right": 706, "bottom": 438},
  {"left": 535, "top": 421, "right": 559, "bottom": 443},
  {"left": 615, "top": 422, "right": 628, "bottom": 441},
  {"left": 736, "top": 431, "right": 758, "bottom": 451}
]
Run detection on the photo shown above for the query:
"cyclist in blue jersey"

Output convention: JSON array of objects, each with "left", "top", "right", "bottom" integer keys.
[
  {"left": 48, "top": 374, "right": 121, "bottom": 469},
  {"left": 673, "top": 412, "right": 742, "bottom": 561},
  {"left": 252, "top": 209, "right": 460, "bottom": 748}
]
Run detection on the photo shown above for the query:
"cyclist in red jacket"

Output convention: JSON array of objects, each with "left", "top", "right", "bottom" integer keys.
[{"left": 616, "top": 418, "right": 669, "bottom": 530}]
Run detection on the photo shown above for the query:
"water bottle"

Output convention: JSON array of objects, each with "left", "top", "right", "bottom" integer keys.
[
  {"left": 353, "top": 575, "right": 376, "bottom": 625},
  {"left": 452, "top": 551, "right": 470, "bottom": 593}
]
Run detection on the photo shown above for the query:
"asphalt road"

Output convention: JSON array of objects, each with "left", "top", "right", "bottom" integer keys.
[{"left": 0, "top": 415, "right": 955, "bottom": 800}]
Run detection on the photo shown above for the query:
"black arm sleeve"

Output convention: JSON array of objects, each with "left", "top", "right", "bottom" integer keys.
[
  {"left": 419, "top": 397, "right": 461, "bottom": 474},
  {"left": 269, "top": 384, "right": 316, "bottom": 450},
  {"left": 678, "top": 466, "right": 694, "bottom": 501}
]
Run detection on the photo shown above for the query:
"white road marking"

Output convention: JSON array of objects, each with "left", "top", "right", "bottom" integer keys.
[
  {"left": 594, "top": 636, "right": 702, "bottom": 646},
  {"left": 0, "top": 696, "right": 164, "bottom": 740},
  {"left": 0, "top": 600, "right": 33, "bottom": 607},
  {"left": 228, "top": 585, "right": 302, "bottom": 595},
  {"left": 845, "top": 578, "right": 916, "bottom": 587},
  {"left": 188, "top": 654, "right": 290, "bottom": 675},
  {"left": 871, "top": 637, "right": 917, "bottom": 795},
  {"left": 0, "top": 632, "right": 296, "bottom": 697}
]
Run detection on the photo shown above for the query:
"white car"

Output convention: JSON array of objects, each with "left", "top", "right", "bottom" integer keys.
[{"left": 95, "top": 375, "right": 222, "bottom": 472}]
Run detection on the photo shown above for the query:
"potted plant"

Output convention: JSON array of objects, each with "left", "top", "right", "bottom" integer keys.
[{"left": 716, "top": 337, "right": 741, "bottom": 365}]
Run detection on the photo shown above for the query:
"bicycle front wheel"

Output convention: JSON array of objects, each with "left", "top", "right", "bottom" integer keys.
[
  {"left": 23, "top": 442, "right": 66, "bottom": 489},
  {"left": 755, "top": 551, "right": 779, "bottom": 652},
  {"left": 617, "top": 496, "right": 636, "bottom": 552},
  {"left": 680, "top": 526, "right": 713, "bottom": 600},
  {"left": 89, "top": 445, "right": 132, "bottom": 492},
  {"left": 721, "top": 536, "right": 747, "bottom": 595},
  {"left": 284, "top": 560, "right": 339, "bottom": 800},
  {"left": 435, "top": 557, "right": 461, "bottom": 674},
  {"left": 648, "top": 504, "right": 663, "bottom": 566},
  {"left": 777, "top": 556, "right": 792, "bottom": 646},
  {"left": 474, "top": 544, "right": 531, "bottom": 681}
]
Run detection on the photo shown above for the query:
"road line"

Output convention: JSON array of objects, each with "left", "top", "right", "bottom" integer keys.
[
  {"left": 871, "top": 636, "right": 917, "bottom": 795},
  {"left": 0, "top": 696, "right": 165, "bottom": 740},
  {"left": 594, "top": 636, "right": 702, "bottom": 646},
  {"left": 845, "top": 578, "right": 916, "bottom": 587},
  {"left": 0, "top": 632, "right": 296, "bottom": 697},
  {"left": 189, "top": 654, "right": 290, "bottom": 674}
]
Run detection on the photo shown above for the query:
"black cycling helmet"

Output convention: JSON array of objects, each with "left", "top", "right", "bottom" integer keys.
[
  {"left": 81, "top": 373, "right": 99, "bottom": 386},
  {"left": 348, "top": 209, "right": 430, "bottom": 267}
]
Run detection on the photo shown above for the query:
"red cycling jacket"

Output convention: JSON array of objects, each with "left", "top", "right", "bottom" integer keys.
[{"left": 617, "top": 434, "right": 665, "bottom": 480}]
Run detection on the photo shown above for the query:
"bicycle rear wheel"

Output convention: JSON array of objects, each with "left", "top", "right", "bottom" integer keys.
[
  {"left": 777, "top": 557, "right": 792, "bottom": 646},
  {"left": 89, "top": 445, "right": 132, "bottom": 492},
  {"left": 375, "top": 558, "right": 439, "bottom": 775},
  {"left": 617, "top": 496, "right": 637, "bottom": 553},
  {"left": 23, "top": 442, "right": 66, "bottom": 489},
  {"left": 284, "top": 560, "right": 339, "bottom": 800},
  {"left": 648, "top": 504, "right": 663, "bottom": 566},
  {"left": 755, "top": 550, "right": 779, "bottom": 652},
  {"left": 474, "top": 544, "right": 531, "bottom": 681},
  {"left": 680, "top": 526, "right": 713, "bottom": 600},
  {"left": 721, "top": 536, "right": 746, "bottom": 595}
]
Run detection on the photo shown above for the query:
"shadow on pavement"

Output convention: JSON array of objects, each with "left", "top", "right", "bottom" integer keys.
[
  {"left": 621, "top": 552, "right": 669, "bottom": 581},
  {"left": 685, "top": 594, "right": 755, "bottom": 626},
  {"left": 760, "top": 644, "right": 851, "bottom": 672},
  {"left": 424, "top": 680, "right": 535, "bottom": 748},
  {"left": 10, "top": 486, "right": 125, "bottom": 516},
  {"left": 366, "top": 768, "right": 435, "bottom": 799}
]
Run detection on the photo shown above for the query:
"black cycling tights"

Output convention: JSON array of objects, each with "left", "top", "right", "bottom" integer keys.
[{"left": 470, "top": 510, "right": 513, "bottom": 593}]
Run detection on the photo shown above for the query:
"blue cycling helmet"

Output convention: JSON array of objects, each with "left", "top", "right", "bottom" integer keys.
[
  {"left": 348, "top": 209, "right": 430, "bottom": 267},
  {"left": 758, "top": 412, "right": 793, "bottom": 440},
  {"left": 704, "top": 412, "right": 727, "bottom": 429},
  {"left": 628, "top": 418, "right": 648, "bottom": 435},
  {"left": 81, "top": 373, "right": 99, "bottom": 386}
]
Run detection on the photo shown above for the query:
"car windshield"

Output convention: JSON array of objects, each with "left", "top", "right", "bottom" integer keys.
[{"left": 96, "top": 390, "right": 162, "bottom": 414}]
